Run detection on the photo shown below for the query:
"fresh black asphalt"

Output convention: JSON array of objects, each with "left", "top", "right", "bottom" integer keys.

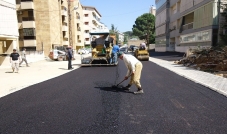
[{"left": 0, "top": 52, "right": 227, "bottom": 134}]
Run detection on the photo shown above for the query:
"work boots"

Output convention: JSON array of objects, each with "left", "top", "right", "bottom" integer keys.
[
  {"left": 134, "top": 87, "right": 144, "bottom": 94},
  {"left": 124, "top": 84, "right": 131, "bottom": 90}
]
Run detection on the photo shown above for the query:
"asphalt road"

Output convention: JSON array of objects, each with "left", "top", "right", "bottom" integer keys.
[{"left": 1, "top": 57, "right": 227, "bottom": 134}]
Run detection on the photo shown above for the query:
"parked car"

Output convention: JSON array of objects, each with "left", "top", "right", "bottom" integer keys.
[
  {"left": 128, "top": 45, "right": 136, "bottom": 52},
  {"left": 48, "top": 49, "right": 67, "bottom": 61},
  {"left": 119, "top": 46, "right": 128, "bottom": 53},
  {"left": 133, "top": 46, "right": 139, "bottom": 51},
  {"left": 78, "top": 48, "right": 89, "bottom": 54}
]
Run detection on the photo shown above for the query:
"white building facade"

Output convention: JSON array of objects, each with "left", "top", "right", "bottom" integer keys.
[
  {"left": 118, "top": 32, "right": 124, "bottom": 44},
  {"left": 0, "top": 0, "right": 19, "bottom": 65},
  {"left": 82, "top": 6, "right": 109, "bottom": 46}
]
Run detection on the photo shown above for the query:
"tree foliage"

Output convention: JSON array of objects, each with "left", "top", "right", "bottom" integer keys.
[
  {"left": 132, "top": 13, "right": 155, "bottom": 44},
  {"left": 109, "top": 24, "right": 119, "bottom": 44}
]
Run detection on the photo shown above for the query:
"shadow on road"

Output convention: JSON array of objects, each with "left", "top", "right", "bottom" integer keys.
[
  {"left": 148, "top": 49, "right": 185, "bottom": 61},
  {"left": 58, "top": 68, "right": 68, "bottom": 70},
  {"left": 95, "top": 86, "right": 134, "bottom": 94},
  {"left": 5, "top": 71, "right": 13, "bottom": 73}
]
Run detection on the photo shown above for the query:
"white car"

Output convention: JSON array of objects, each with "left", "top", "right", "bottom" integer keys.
[{"left": 78, "top": 48, "right": 89, "bottom": 54}]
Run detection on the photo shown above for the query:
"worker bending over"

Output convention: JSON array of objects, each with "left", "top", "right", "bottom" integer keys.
[{"left": 118, "top": 52, "right": 144, "bottom": 94}]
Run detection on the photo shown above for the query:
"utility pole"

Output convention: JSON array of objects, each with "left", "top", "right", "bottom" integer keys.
[
  {"left": 68, "top": 0, "right": 73, "bottom": 48},
  {"left": 68, "top": 0, "right": 75, "bottom": 59}
]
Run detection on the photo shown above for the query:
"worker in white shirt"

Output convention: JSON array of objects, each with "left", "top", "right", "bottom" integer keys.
[{"left": 118, "top": 52, "right": 144, "bottom": 94}]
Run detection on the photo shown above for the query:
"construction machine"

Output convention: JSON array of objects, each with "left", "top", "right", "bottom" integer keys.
[
  {"left": 134, "top": 48, "right": 149, "bottom": 61},
  {"left": 81, "top": 29, "right": 118, "bottom": 66}
]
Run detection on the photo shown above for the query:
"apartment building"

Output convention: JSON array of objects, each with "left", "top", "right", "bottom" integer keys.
[
  {"left": 16, "top": 0, "right": 84, "bottom": 56},
  {"left": 70, "top": 0, "right": 84, "bottom": 50},
  {"left": 118, "top": 32, "right": 124, "bottom": 44},
  {"left": 155, "top": 0, "right": 227, "bottom": 53},
  {"left": 0, "top": 0, "right": 19, "bottom": 65},
  {"left": 150, "top": 5, "right": 156, "bottom": 15},
  {"left": 82, "top": 6, "right": 109, "bottom": 46}
]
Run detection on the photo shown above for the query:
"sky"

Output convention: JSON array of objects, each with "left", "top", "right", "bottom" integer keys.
[{"left": 80, "top": 0, "right": 156, "bottom": 33}]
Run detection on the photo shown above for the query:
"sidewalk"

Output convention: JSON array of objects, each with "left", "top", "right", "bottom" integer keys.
[
  {"left": 149, "top": 57, "right": 227, "bottom": 97},
  {"left": 0, "top": 53, "right": 89, "bottom": 98}
]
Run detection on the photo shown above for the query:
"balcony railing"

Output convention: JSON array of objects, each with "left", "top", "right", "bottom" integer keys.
[
  {"left": 22, "top": 17, "right": 35, "bottom": 21},
  {"left": 77, "top": 27, "right": 81, "bottom": 31},
  {"left": 182, "top": 22, "right": 193, "bottom": 31},
  {"left": 21, "top": 0, "right": 33, "bottom": 2}
]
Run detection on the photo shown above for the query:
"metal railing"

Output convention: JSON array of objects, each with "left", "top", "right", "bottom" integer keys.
[
  {"left": 182, "top": 22, "right": 193, "bottom": 31},
  {"left": 22, "top": 17, "right": 35, "bottom": 21},
  {"left": 21, "top": 0, "right": 33, "bottom": 2}
]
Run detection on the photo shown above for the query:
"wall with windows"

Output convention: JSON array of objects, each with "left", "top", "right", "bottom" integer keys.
[
  {"left": 156, "top": 25, "right": 166, "bottom": 36},
  {"left": 193, "top": 2, "right": 218, "bottom": 29},
  {"left": 156, "top": 9, "right": 166, "bottom": 27},
  {"left": 0, "top": 0, "right": 18, "bottom": 37},
  {"left": 155, "top": 9, "right": 166, "bottom": 36},
  {"left": 155, "top": 0, "right": 166, "bottom": 10},
  {"left": 180, "top": 0, "right": 205, "bottom": 13}
]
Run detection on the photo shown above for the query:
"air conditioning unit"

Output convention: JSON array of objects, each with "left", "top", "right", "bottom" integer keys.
[{"left": 17, "top": 11, "right": 23, "bottom": 15}]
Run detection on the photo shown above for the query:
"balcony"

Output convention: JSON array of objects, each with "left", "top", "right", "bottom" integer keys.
[
  {"left": 85, "top": 41, "right": 90, "bottom": 45},
  {"left": 84, "top": 33, "right": 90, "bottom": 38},
  {"left": 62, "top": 16, "right": 67, "bottom": 23},
  {"left": 21, "top": 0, "right": 34, "bottom": 10},
  {"left": 22, "top": 17, "right": 35, "bottom": 28},
  {"left": 63, "top": 32, "right": 68, "bottom": 38},
  {"left": 61, "top": 10, "right": 67, "bottom": 16},
  {"left": 16, "top": 4, "right": 21, "bottom": 10},
  {"left": 63, "top": 40, "right": 69, "bottom": 45},
  {"left": 23, "top": 39, "right": 36, "bottom": 47},
  {"left": 182, "top": 22, "right": 193, "bottom": 31},
  {"left": 62, "top": 25, "right": 68, "bottom": 31}
]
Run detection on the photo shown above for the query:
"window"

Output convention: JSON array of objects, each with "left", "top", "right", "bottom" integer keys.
[
  {"left": 23, "top": 28, "right": 35, "bottom": 36},
  {"left": 85, "top": 38, "right": 89, "bottom": 41},
  {"left": 85, "top": 14, "right": 88, "bottom": 17},
  {"left": 85, "top": 30, "right": 89, "bottom": 33},
  {"left": 28, "top": 10, "right": 34, "bottom": 16},
  {"left": 23, "top": 28, "right": 36, "bottom": 40},
  {"left": 85, "top": 22, "right": 89, "bottom": 25}
]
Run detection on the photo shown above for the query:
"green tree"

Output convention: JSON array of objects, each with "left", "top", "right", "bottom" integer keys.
[
  {"left": 123, "top": 35, "right": 128, "bottom": 44},
  {"left": 132, "top": 13, "right": 155, "bottom": 44},
  {"left": 109, "top": 24, "right": 119, "bottom": 44}
]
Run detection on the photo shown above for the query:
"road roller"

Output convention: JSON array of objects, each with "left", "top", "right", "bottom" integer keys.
[{"left": 134, "top": 49, "right": 149, "bottom": 61}]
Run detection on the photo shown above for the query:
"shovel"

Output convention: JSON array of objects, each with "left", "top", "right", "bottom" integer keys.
[{"left": 111, "top": 73, "right": 133, "bottom": 88}]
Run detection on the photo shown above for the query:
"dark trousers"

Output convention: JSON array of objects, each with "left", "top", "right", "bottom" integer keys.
[{"left": 68, "top": 58, "right": 72, "bottom": 69}]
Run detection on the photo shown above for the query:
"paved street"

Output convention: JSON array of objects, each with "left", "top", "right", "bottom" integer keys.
[{"left": 0, "top": 53, "right": 227, "bottom": 134}]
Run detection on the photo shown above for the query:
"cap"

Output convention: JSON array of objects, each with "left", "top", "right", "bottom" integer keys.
[{"left": 117, "top": 51, "right": 123, "bottom": 57}]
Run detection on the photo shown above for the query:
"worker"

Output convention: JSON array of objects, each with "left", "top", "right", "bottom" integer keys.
[
  {"left": 118, "top": 52, "right": 144, "bottom": 94},
  {"left": 67, "top": 46, "right": 73, "bottom": 70},
  {"left": 110, "top": 44, "right": 120, "bottom": 64},
  {"left": 139, "top": 42, "right": 146, "bottom": 50}
]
